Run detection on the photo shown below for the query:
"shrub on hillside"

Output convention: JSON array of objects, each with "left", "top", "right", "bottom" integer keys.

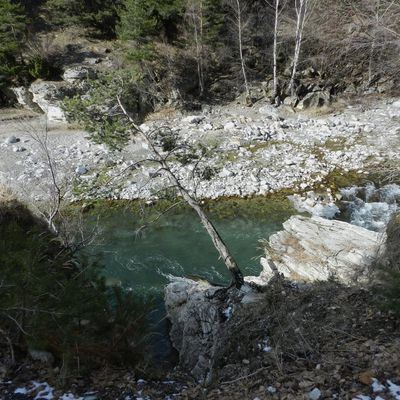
[
  {"left": 0, "top": 197, "right": 151, "bottom": 377},
  {"left": 0, "top": 0, "right": 27, "bottom": 91}
]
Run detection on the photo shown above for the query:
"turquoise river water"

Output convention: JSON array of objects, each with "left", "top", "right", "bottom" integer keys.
[{"left": 83, "top": 198, "right": 296, "bottom": 294}]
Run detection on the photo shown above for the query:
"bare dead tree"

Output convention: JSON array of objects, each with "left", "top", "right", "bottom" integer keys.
[
  {"left": 117, "top": 97, "right": 245, "bottom": 289},
  {"left": 16, "top": 116, "right": 98, "bottom": 253}
]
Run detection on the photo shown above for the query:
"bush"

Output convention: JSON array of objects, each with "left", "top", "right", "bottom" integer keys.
[
  {"left": 41, "top": 0, "right": 121, "bottom": 38},
  {"left": 0, "top": 0, "right": 27, "bottom": 89},
  {"left": 0, "top": 197, "right": 151, "bottom": 377}
]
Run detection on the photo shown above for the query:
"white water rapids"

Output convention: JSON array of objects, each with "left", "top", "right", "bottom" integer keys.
[{"left": 340, "top": 183, "right": 400, "bottom": 231}]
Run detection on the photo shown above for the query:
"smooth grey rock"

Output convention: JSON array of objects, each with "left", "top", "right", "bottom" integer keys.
[
  {"left": 5, "top": 136, "right": 18, "bottom": 144},
  {"left": 258, "top": 215, "right": 383, "bottom": 284},
  {"left": 76, "top": 165, "right": 88, "bottom": 175},
  {"left": 224, "top": 121, "right": 236, "bottom": 130},
  {"left": 219, "top": 168, "right": 234, "bottom": 178}
]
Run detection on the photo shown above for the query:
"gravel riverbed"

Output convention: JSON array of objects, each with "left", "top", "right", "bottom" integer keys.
[{"left": 1, "top": 96, "right": 399, "bottom": 203}]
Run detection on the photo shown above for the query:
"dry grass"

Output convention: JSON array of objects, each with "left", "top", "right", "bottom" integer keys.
[{"left": 0, "top": 185, "right": 16, "bottom": 204}]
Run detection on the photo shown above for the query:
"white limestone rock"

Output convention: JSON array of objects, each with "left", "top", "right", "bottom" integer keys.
[
  {"left": 258, "top": 215, "right": 383, "bottom": 284},
  {"left": 29, "top": 80, "right": 68, "bottom": 122},
  {"left": 182, "top": 115, "right": 204, "bottom": 124}
]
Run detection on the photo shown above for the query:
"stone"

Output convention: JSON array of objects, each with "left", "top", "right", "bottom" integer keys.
[
  {"left": 297, "top": 91, "right": 331, "bottom": 110},
  {"left": 11, "top": 86, "right": 40, "bottom": 111},
  {"left": 182, "top": 115, "right": 205, "bottom": 124},
  {"left": 76, "top": 165, "right": 88, "bottom": 175},
  {"left": 219, "top": 168, "right": 234, "bottom": 178},
  {"left": 165, "top": 278, "right": 262, "bottom": 384},
  {"left": 29, "top": 80, "right": 71, "bottom": 122},
  {"left": 29, "top": 349, "right": 54, "bottom": 364},
  {"left": 224, "top": 121, "right": 236, "bottom": 130},
  {"left": 283, "top": 96, "right": 298, "bottom": 107},
  {"left": 5, "top": 135, "right": 18, "bottom": 144},
  {"left": 257, "top": 215, "right": 383, "bottom": 284},
  {"left": 392, "top": 99, "right": 400, "bottom": 108},
  {"left": 63, "top": 66, "right": 97, "bottom": 83}
]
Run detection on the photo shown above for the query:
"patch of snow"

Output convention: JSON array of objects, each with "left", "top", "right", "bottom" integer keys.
[
  {"left": 388, "top": 380, "right": 400, "bottom": 400},
  {"left": 308, "top": 387, "right": 321, "bottom": 400},
  {"left": 222, "top": 305, "right": 233, "bottom": 320},
  {"left": 372, "top": 379, "right": 385, "bottom": 393},
  {"left": 34, "top": 382, "right": 54, "bottom": 400},
  {"left": 15, "top": 387, "right": 29, "bottom": 394},
  {"left": 352, "top": 395, "right": 371, "bottom": 400},
  {"left": 258, "top": 338, "right": 272, "bottom": 353},
  {"left": 60, "top": 394, "right": 83, "bottom": 400},
  {"left": 267, "top": 386, "right": 277, "bottom": 394}
]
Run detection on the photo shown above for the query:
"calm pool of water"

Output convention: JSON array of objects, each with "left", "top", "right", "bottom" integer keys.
[{"left": 84, "top": 198, "right": 296, "bottom": 293}]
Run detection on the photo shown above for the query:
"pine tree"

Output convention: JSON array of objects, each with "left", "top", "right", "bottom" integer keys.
[
  {"left": 117, "top": 0, "right": 185, "bottom": 43},
  {"left": 0, "top": 0, "right": 27, "bottom": 88},
  {"left": 42, "top": 0, "right": 120, "bottom": 37}
]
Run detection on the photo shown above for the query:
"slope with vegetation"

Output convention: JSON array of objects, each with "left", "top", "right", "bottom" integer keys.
[{"left": 1, "top": 0, "right": 399, "bottom": 107}]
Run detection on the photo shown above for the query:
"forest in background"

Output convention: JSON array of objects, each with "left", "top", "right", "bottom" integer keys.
[{"left": 1, "top": 0, "right": 400, "bottom": 106}]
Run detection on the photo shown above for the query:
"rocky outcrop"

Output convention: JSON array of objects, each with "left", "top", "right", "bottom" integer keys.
[
  {"left": 28, "top": 80, "right": 70, "bottom": 122},
  {"left": 258, "top": 215, "right": 384, "bottom": 284},
  {"left": 165, "top": 278, "right": 265, "bottom": 384}
]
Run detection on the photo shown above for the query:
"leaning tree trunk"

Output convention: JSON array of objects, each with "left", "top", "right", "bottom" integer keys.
[{"left": 117, "top": 98, "right": 245, "bottom": 289}]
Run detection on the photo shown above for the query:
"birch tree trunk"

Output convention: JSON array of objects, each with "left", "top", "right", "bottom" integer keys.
[
  {"left": 288, "top": 0, "right": 308, "bottom": 96},
  {"left": 235, "top": 0, "right": 250, "bottom": 99},
  {"left": 273, "top": 0, "right": 280, "bottom": 99}
]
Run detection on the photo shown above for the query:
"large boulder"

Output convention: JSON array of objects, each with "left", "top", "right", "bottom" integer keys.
[
  {"left": 165, "top": 279, "right": 222, "bottom": 384},
  {"left": 258, "top": 215, "right": 383, "bottom": 284},
  {"left": 28, "top": 80, "right": 70, "bottom": 122},
  {"left": 297, "top": 90, "right": 331, "bottom": 110},
  {"left": 165, "top": 278, "right": 264, "bottom": 384},
  {"left": 11, "top": 87, "right": 41, "bottom": 111}
]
